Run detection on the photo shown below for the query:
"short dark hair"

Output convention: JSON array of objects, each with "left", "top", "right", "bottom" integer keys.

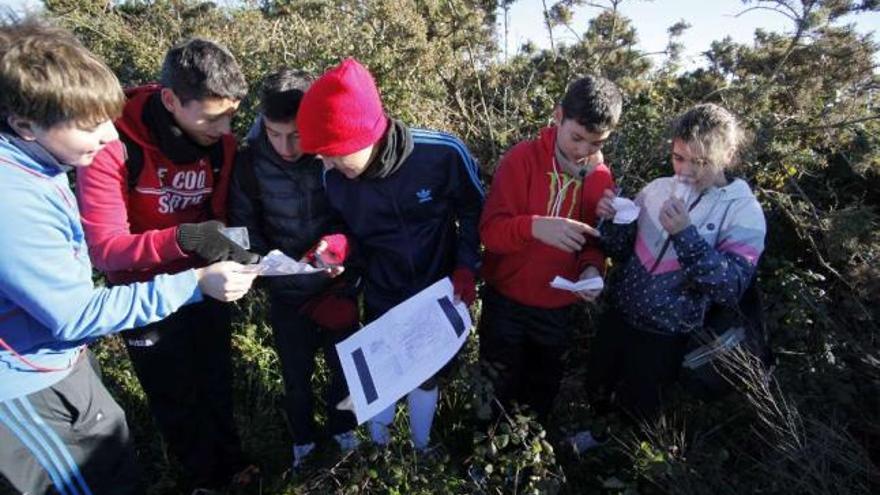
[
  {"left": 260, "top": 68, "right": 312, "bottom": 122},
  {"left": 560, "top": 75, "right": 622, "bottom": 133},
  {"left": 160, "top": 38, "right": 247, "bottom": 104}
]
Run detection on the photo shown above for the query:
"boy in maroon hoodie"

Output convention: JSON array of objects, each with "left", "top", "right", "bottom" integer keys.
[
  {"left": 76, "top": 38, "right": 258, "bottom": 491},
  {"left": 479, "top": 75, "right": 622, "bottom": 422}
]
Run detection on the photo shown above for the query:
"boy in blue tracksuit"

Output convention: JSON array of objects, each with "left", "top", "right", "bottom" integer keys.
[
  {"left": 0, "top": 21, "right": 256, "bottom": 494},
  {"left": 296, "top": 58, "right": 484, "bottom": 452}
]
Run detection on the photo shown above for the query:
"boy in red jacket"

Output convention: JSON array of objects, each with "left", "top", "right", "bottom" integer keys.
[
  {"left": 479, "top": 75, "right": 622, "bottom": 422},
  {"left": 76, "top": 38, "right": 258, "bottom": 491}
]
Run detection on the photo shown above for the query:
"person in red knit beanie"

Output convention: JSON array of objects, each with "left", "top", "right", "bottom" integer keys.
[
  {"left": 478, "top": 75, "right": 621, "bottom": 434},
  {"left": 297, "top": 59, "right": 388, "bottom": 160},
  {"left": 297, "top": 58, "right": 484, "bottom": 452}
]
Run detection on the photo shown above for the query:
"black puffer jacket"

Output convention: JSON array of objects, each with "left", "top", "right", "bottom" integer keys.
[{"left": 227, "top": 116, "right": 357, "bottom": 303}]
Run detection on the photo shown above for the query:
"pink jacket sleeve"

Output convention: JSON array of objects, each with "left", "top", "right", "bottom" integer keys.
[{"left": 76, "top": 141, "right": 187, "bottom": 273}]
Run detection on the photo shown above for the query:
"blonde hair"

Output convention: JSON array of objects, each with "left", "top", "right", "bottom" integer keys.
[
  {"left": 671, "top": 103, "right": 745, "bottom": 172},
  {"left": 0, "top": 19, "right": 124, "bottom": 128}
]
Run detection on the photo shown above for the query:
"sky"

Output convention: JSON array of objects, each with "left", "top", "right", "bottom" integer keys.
[
  {"left": 501, "top": 0, "right": 880, "bottom": 68},
  {"left": 3, "top": 0, "right": 880, "bottom": 69}
]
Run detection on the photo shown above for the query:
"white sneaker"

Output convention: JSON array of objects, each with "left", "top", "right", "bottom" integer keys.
[
  {"left": 369, "top": 422, "right": 391, "bottom": 446},
  {"left": 415, "top": 443, "right": 443, "bottom": 462},
  {"left": 292, "top": 442, "right": 316, "bottom": 469},
  {"left": 334, "top": 430, "right": 361, "bottom": 452},
  {"left": 568, "top": 430, "right": 606, "bottom": 455}
]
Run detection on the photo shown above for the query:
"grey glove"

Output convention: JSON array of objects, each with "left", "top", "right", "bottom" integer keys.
[{"left": 177, "top": 220, "right": 260, "bottom": 264}]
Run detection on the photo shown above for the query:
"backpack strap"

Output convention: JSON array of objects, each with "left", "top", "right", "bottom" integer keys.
[
  {"left": 120, "top": 132, "right": 145, "bottom": 191},
  {"left": 208, "top": 139, "right": 225, "bottom": 183}
]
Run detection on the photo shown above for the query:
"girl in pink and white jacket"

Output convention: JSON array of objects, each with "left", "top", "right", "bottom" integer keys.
[{"left": 583, "top": 104, "right": 767, "bottom": 431}]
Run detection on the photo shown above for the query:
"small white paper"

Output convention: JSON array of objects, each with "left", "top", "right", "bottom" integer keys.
[
  {"left": 243, "top": 249, "right": 324, "bottom": 276},
  {"left": 220, "top": 226, "right": 250, "bottom": 250},
  {"left": 550, "top": 275, "right": 604, "bottom": 292},
  {"left": 611, "top": 197, "right": 640, "bottom": 224},
  {"left": 672, "top": 175, "right": 697, "bottom": 205},
  {"left": 336, "top": 278, "right": 472, "bottom": 424}
]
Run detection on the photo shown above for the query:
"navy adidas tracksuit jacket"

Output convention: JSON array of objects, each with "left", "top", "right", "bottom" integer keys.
[{"left": 324, "top": 125, "right": 484, "bottom": 317}]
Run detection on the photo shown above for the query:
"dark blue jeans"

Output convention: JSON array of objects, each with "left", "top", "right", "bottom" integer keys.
[
  {"left": 586, "top": 308, "right": 689, "bottom": 421},
  {"left": 123, "top": 298, "right": 243, "bottom": 489},
  {"left": 478, "top": 286, "right": 573, "bottom": 421},
  {"left": 269, "top": 297, "right": 357, "bottom": 445}
]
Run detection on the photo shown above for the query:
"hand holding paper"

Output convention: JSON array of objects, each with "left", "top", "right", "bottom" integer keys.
[
  {"left": 576, "top": 265, "right": 603, "bottom": 302},
  {"left": 240, "top": 249, "right": 327, "bottom": 277},
  {"left": 303, "top": 233, "right": 350, "bottom": 268},
  {"left": 550, "top": 275, "right": 604, "bottom": 292},
  {"left": 672, "top": 174, "right": 698, "bottom": 205},
  {"left": 336, "top": 278, "right": 471, "bottom": 424},
  {"left": 220, "top": 226, "right": 250, "bottom": 250}
]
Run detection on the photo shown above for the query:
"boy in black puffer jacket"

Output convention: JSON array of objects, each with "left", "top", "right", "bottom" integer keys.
[{"left": 227, "top": 69, "right": 360, "bottom": 470}]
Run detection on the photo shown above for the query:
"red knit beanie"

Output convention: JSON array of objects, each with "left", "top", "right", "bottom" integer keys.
[{"left": 297, "top": 58, "right": 389, "bottom": 156}]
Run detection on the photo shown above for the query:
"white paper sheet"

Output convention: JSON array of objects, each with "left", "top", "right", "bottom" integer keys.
[
  {"left": 220, "top": 226, "right": 250, "bottom": 250},
  {"left": 550, "top": 275, "right": 604, "bottom": 292},
  {"left": 672, "top": 175, "right": 698, "bottom": 205},
  {"left": 336, "top": 278, "right": 472, "bottom": 424},
  {"left": 611, "top": 197, "right": 640, "bottom": 224},
  {"left": 241, "top": 249, "right": 324, "bottom": 276}
]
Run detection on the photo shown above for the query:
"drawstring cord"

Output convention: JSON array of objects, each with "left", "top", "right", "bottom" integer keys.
[{"left": 0, "top": 310, "right": 74, "bottom": 372}]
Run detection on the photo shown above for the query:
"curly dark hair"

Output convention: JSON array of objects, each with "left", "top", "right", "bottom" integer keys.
[
  {"left": 560, "top": 75, "right": 623, "bottom": 133},
  {"left": 160, "top": 38, "right": 247, "bottom": 104}
]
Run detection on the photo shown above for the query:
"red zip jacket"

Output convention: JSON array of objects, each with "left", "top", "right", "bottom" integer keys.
[
  {"left": 77, "top": 85, "right": 236, "bottom": 284},
  {"left": 480, "top": 126, "right": 614, "bottom": 309}
]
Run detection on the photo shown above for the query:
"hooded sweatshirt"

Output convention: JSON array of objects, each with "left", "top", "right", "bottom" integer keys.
[
  {"left": 480, "top": 126, "right": 613, "bottom": 309},
  {"left": 77, "top": 85, "right": 237, "bottom": 283}
]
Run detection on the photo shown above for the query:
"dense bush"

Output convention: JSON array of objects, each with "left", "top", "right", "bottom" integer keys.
[{"left": 4, "top": 0, "right": 878, "bottom": 493}]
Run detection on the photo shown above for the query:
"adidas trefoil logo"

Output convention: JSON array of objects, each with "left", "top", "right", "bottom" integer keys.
[{"left": 416, "top": 188, "right": 433, "bottom": 203}]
